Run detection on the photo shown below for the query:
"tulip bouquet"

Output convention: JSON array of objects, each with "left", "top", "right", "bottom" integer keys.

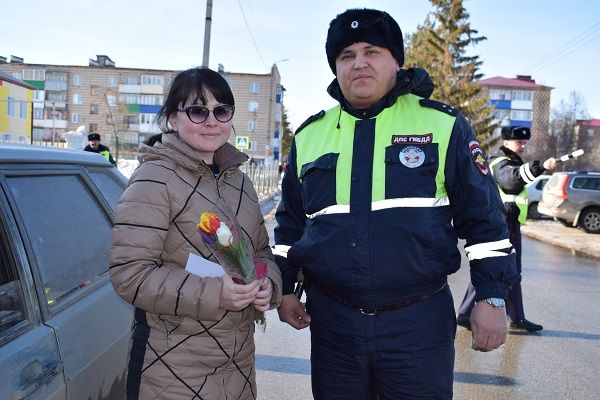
[{"left": 197, "top": 211, "right": 267, "bottom": 327}]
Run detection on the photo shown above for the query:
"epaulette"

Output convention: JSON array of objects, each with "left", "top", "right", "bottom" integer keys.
[
  {"left": 419, "top": 98, "right": 458, "bottom": 116},
  {"left": 295, "top": 110, "right": 325, "bottom": 134}
]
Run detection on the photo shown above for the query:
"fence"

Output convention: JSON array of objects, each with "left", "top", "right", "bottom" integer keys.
[{"left": 240, "top": 163, "right": 281, "bottom": 199}]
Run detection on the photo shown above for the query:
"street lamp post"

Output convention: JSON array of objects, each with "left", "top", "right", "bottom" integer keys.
[{"left": 51, "top": 101, "right": 56, "bottom": 146}]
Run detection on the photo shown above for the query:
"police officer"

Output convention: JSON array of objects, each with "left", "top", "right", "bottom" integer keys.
[
  {"left": 457, "top": 126, "right": 557, "bottom": 332},
  {"left": 273, "top": 8, "right": 517, "bottom": 400},
  {"left": 84, "top": 133, "right": 116, "bottom": 165}
]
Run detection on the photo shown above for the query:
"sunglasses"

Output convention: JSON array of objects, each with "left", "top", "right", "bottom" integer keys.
[{"left": 177, "top": 104, "right": 235, "bottom": 124}]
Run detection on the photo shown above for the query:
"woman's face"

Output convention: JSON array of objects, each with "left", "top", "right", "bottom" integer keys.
[{"left": 169, "top": 90, "right": 233, "bottom": 164}]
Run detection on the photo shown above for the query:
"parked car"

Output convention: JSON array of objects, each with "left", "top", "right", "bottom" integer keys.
[
  {"left": 0, "top": 144, "right": 132, "bottom": 399},
  {"left": 526, "top": 175, "right": 550, "bottom": 220},
  {"left": 538, "top": 171, "right": 600, "bottom": 234}
]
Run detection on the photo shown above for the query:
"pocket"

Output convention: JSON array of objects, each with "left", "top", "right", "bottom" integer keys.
[
  {"left": 299, "top": 153, "right": 339, "bottom": 214},
  {"left": 385, "top": 143, "right": 439, "bottom": 198}
]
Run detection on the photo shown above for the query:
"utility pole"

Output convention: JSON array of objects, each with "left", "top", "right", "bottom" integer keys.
[
  {"left": 105, "top": 93, "right": 120, "bottom": 163},
  {"left": 51, "top": 101, "right": 56, "bottom": 146},
  {"left": 202, "top": 0, "right": 213, "bottom": 67}
]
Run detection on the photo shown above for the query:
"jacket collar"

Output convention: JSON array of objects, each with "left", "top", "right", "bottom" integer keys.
[
  {"left": 499, "top": 145, "right": 524, "bottom": 164},
  {"left": 326, "top": 67, "right": 435, "bottom": 119}
]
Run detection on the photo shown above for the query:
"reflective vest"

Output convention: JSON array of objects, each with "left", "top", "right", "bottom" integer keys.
[
  {"left": 294, "top": 93, "right": 455, "bottom": 216},
  {"left": 489, "top": 156, "right": 528, "bottom": 224},
  {"left": 99, "top": 150, "right": 112, "bottom": 162}
]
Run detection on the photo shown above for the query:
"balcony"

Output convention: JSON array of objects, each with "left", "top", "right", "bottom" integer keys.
[
  {"left": 33, "top": 119, "right": 68, "bottom": 129},
  {"left": 119, "top": 84, "right": 141, "bottom": 93},
  {"left": 45, "top": 101, "right": 67, "bottom": 109}
]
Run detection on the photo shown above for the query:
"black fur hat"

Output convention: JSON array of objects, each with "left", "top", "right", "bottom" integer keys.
[
  {"left": 325, "top": 8, "right": 404, "bottom": 75},
  {"left": 87, "top": 133, "right": 101, "bottom": 141},
  {"left": 501, "top": 126, "right": 531, "bottom": 140}
]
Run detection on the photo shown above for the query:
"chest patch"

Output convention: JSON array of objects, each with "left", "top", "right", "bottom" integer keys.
[
  {"left": 391, "top": 133, "right": 433, "bottom": 145},
  {"left": 469, "top": 140, "right": 489, "bottom": 175},
  {"left": 399, "top": 146, "right": 426, "bottom": 168}
]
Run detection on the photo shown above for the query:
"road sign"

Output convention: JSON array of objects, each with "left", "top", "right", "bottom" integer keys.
[{"left": 236, "top": 136, "right": 249, "bottom": 149}]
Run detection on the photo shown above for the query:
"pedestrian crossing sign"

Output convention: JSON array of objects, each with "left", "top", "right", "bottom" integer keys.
[{"left": 235, "top": 136, "right": 249, "bottom": 149}]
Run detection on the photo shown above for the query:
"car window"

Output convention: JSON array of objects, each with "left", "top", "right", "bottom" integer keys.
[
  {"left": 6, "top": 174, "right": 112, "bottom": 313},
  {"left": 0, "top": 214, "right": 28, "bottom": 337},
  {"left": 87, "top": 167, "right": 126, "bottom": 210},
  {"left": 572, "top": 177, "right": 600, "bottom": 191},
  {"left": 535, "top": 178, "right": 549, "bottom": 190}
]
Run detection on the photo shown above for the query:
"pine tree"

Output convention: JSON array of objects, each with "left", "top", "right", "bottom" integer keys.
[
  {"left": 279, "top": 105, "right": 294, "bottom": 162},
  {"left": 404, "top": 0, "right": 496, "bottom": 146}
]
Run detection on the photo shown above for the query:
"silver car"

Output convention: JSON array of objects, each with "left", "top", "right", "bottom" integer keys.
[
  {"left": 538, "top": 171, "right": 600, "bottom": 234},
  {"left": 526, "top": 175, "right": 550, "bottom": 220},
  {"left": 0, "top": 144, "right": 133, "bottom": 399}
]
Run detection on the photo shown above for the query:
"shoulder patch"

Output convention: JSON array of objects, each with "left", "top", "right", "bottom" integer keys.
[
  {"left": 469, "top": 140, "right": 489, "bottom": 175},
  {"left": 295, "top": 110, "right": 325, "bottom": 134},
  {"left": 419, "top": 98, "right": 458, "bottom": 116}
]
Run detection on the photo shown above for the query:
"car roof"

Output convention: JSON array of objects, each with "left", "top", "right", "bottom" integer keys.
[{"left": 0, "top": 144, "right": 111, "bottom": 166}]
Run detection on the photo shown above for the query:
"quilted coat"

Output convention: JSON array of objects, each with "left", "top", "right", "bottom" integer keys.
[{"left": 110, "top": 133, "right": 282, "bottom": 400}]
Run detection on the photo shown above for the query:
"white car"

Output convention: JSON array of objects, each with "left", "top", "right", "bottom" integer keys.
[{"left": 526, "top": 175, "right": 550, "bottom": 219}]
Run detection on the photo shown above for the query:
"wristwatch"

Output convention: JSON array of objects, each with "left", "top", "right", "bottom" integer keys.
[{"left": 480, "top": 298, "right": 506, "bottom": 309}]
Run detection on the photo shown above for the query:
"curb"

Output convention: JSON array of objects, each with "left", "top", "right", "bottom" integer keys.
[{"left": 521, "top": 221, "right": 600, "bottom": 260}]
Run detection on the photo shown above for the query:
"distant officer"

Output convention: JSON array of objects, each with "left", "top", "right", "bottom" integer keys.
[
  {"left": 457, "top": 126, "right": 557, "bottom": 332},
  {"left": 84, "top": 133, "right": 116, "bottom": 165}
]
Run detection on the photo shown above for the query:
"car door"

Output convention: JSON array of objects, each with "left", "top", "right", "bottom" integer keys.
[
  {"left": 0, "top": 182, "right": 66, "bottom": 400},
  {"left": 3, "top": 164, "right": 132, "bottom": 400}
]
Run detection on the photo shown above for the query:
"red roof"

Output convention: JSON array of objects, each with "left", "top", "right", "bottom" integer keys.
[
  {"left": 579, "top": 119, "right": 600, "bottom": 127},
  {"left": 479, "top": 76, "right": 553, "bottom": 90}
]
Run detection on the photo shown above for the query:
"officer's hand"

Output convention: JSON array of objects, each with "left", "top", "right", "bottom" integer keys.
[
  {"left": 253, "top": 277, "right": 273, "bottom": 312},
  {"left": 277, "top": 294, "right": 311, "bottom": 330},
  {"left": 470, "top": 301, "right": 507, "bottom": 352},
  {"left": 543, "top": 157, "right": 557, "bottom": 171}
]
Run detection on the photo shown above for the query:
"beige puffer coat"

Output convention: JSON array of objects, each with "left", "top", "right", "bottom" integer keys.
[{"left": 110, "top": 133, "right": 282, "bottom": 400}]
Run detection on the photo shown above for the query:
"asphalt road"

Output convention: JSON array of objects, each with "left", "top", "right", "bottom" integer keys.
[{"left": 255, "top": 199, "right": 600, "bottom": 399}]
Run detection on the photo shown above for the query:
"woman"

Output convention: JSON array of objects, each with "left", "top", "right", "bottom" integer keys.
[{"left": 110, "top": 67, "right": 282, "bottom": 399}]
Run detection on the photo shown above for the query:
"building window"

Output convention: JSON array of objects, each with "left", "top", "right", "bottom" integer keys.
[
  {"left": 7, "top": 97, "right": 15, "bottom": 116},
  {"left": 141, "top": 75, "right": 164, "bottom": 85},
  {"left": 119, "top": 94, "right": 140, "bottom": 104},
  {"left": 71, "top": 113, "right": 80, "bottom": 123},
  {"left": 106, "top": 115, "right": 114, "bottom": 125},
  {"left": 32, "top": 128, "right": 44, "bottom": 140},
  {"left": 247, "top": 121, "right": 255, "bottom": 132},
  {"left": 106, "top": 95, "right": 117, "bottom": 106},
  {"left": 139, "top": 113, "right": 155, "bottom": 124},
  {"left": 588, "top": 129, "right": 595, "bottom": 138},
  {"left": 33, "top": 90, "right": 44, "bottom": 102},
  {"left": 33, "top": 108, "right": 44, "bottom": 119},
  {"left": 20, "top": 102, "right": 27, "bottom": 118},
  {"left": 47, "top": 92, "right": 66, "bottom": 102},
  {"left": 107, "top": 75, "right": 117, "bottom": 86},
  {"left": 89, "top": 123, "right": 98, "bottom": 132},
  {"left": 12, "top": 71, "right": 23, "bottom": 80},
  {"left": 90, "top": 104, "right": 99, "bottom": 115},
  {"left": 140, "top": 95, "right": 163, "bottom": 105},
  {"left": 22, "top": 69, "right": 45, "bottom": 81},
  {"left": 123, "top": 76, "right": 139, "bottom": 85},
  {"left": 46, "top": 72, "right": 67, "bottom": 82},
  {"left": 124, "top": 115, "right": 137, "bottom": 125},
  {"left": 73, "top": 94, "right": 82, "bottom": 105},
  {"left": 73, "top": 75, "right": 82, "bottom": 86},
  {"left": 250, "top": 82, "right": 260, "bottom": 93},
  {"left": 510, "top": 109, "right": 532, "bottom": 121},
  {"left": 248, "top": 101, "right": 259, "bottom": 113},
  {"left": 511, "top": 91, "right": 533, "bottom": 101},
  {"left": 489, "top": 89, "right": 510, "bottom": 100}
]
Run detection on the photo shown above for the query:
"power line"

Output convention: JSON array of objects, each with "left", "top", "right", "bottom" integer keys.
[
  {"left": 236, "top": 0, "right": 267, "bottom": 69},
  {"left": 520, "top": 21, "right": 600, "bottom": 74}
]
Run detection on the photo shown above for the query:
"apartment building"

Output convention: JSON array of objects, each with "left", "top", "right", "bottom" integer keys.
[
  {"left": 478, "top": 75, "right": 552, "bottom": 156},
  {"left": 0, "top": 65, "right": 35, "bottom": 143},
  {"left": 0, "top": 55, "right": 284, "bottom": 164},
  {"left": 574, "top": 119, "right": 600, "bottom": 170}
]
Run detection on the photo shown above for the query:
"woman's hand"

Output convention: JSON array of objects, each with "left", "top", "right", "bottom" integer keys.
[
  {"left": 253, "top": 277, "right": 273, "bottom": 312},
  {"left": 219, "top": 274, "right": 260, "bottom": 311}
]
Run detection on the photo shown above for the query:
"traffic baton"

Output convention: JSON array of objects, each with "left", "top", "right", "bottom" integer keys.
[{"left": 556, "top": 149, "right": 584, "bottom": 163}]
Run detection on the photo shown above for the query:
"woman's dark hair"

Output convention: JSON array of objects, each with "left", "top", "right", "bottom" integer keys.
[{"left": 156, "top": 67, "right": 235, "bottom": 133}]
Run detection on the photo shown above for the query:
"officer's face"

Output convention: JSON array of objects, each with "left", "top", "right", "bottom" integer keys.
[
  {"left": 335, "top": 42, "right": 399, "bottom": 110},
  {"left": 504, "top": 139, "right": 528, "bottom": 155}
]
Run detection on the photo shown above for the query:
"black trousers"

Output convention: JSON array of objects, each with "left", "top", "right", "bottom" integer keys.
[{"left": 307, "top": 285, "right": 456, "bottom": 400}]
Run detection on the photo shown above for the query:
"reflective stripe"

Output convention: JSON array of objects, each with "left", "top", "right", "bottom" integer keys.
[
  {"left": 272, "top": 245, "right": 291, "bottom": 258},
  {"left": 371, "top": 197, "right": 450, "bottom": 210},
  {"left": 305, "top": 197, "right": 450, "bottom": 219},
  {"left": 500, "top": 194, "right": 527, "bottom": 205},
  {"left": 519, "top": 163, "right": 536, "bottom": 183},
  {"left": 464, "top": 239, "right": 514, "bottom": 261}
]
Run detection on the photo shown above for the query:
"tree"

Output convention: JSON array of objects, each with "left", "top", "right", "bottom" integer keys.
[
  {"left": 404, "top": 0, "right": 496, "bottom": 146},
  {"left": 549, "top": 91, "right": 592, "bottom": 170},
  {"left": 279, "top": 105, "right": 294, "bottom": 162}
]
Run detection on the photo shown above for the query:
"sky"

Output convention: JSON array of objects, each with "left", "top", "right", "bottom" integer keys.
[{"left": 3, "top": 0, "right": 600, "bottom": 131}]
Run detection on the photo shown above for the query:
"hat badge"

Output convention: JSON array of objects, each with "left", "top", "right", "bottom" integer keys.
[{"left": 350, "top": 20, "right": 359, "bottom": 29}]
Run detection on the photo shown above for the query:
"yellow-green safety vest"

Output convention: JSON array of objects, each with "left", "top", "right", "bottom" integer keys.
[{"left": 488, "top": 156, "right": 528, "bottom": 224}]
